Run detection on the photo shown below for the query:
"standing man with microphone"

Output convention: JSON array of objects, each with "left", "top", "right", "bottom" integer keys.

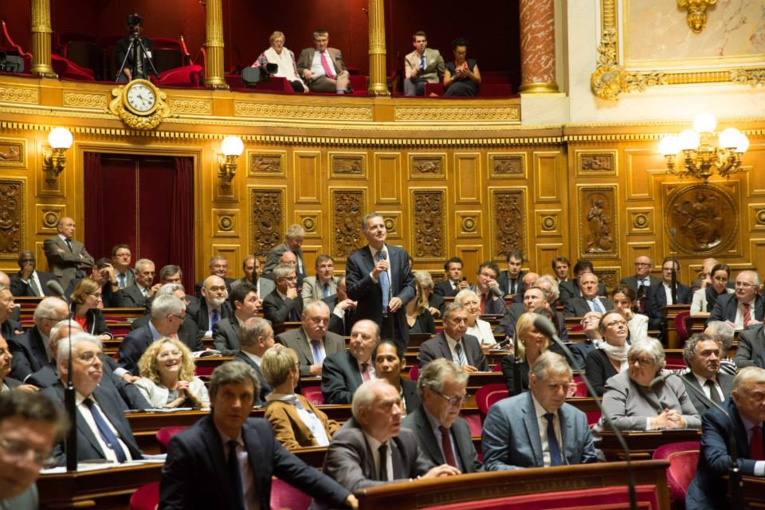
[{"left": 345, "top": 213, "right": 415, "bottom": 354}]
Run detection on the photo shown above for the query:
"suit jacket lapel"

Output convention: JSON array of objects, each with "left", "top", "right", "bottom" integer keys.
[
  {"left": 390, "top": 437, "right": 406, "bottom": 479},
  {"left": 415, "top": 410, "right": 444, "bottom": 464},
  {"left": 199, "top": 418, "right": 236, "bottom": 504},
  {"left": 295, "top": 329, "right": 314, "bottom": 365},
  {"left": 559, "top": 407, "right": 575, "bottom": 464},
  {"left": 76, "top": 406, "right": 106, "bottom": 457},
  {"left": 243, "top": 424, "right": 269, "bottom": 501},
  {"left": 522, "top": 393, "right": 543, "bottom": 466},
  {"left": 437, "top": 334, "right": 452, "bottom": 361}
]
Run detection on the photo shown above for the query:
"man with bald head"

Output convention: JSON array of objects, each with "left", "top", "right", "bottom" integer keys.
[
  {"left": 10, "top": 251, "right": 57, "bottom": 297},
  {"left": 710, "top": 270, "right": 763, "bottom": 328},
  {"left": 196, "top": 275, "right": 233, "bottom": 337},
  {"left": 277, "top": 300, "right": 345, "bottom": 376},
  {"left": 563, "top": 272, "right": 613, "bottom": 317},
  {"left": 43, "top": 217, "right": 94, "bottom": 290},
  {"left": 620, "top": 255, "right": 661, "bottom": 312},
  {"left": 8, "top": 297, "right": 69, "bottom": 381}
]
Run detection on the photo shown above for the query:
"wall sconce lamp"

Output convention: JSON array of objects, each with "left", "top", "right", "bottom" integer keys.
[
  {"left": 42, "top": 127, "right": 73, "bottom": 186},
  {"left": 218, "top": 135, "right": 244, "bottom": 189}
]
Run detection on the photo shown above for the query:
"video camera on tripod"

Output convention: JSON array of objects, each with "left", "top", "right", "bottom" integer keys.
[{"left": 116, "top": 13, "right": 160, "bottom": 83}]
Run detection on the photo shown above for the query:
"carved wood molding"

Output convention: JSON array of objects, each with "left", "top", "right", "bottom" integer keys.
[
  {"left": 491, "top": 189, "right": 527, "bottom": 261},
  {"left": 0, "top": 179, "right": 26, "bottom": 259},
  {"left": 411, "top": 190, "right": 446, "bottom": 260},
  {"left": 249, "top": 187, "right": 284, "bottom": 258},
  {"left": 331, "top": 189, "right": 367, "bottom": 260}
]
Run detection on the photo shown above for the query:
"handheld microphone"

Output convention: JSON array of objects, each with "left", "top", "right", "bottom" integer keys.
[
  {"left": 489, "top": 284, "right": 503, "bottom": 299},
  {"left": 46, "top": 279, "right": 66, "bottom": 299}
]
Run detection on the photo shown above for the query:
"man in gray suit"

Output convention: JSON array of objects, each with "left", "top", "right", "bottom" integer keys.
[
  {"left": 402, "top": 359, "right": 481, "bottom": 472},
  {"left": 263, "top": 224, "right": 306, "bottom": 282},
  {"left": 418, "top": 303, "right": 487, "bottom": 372},
  {"left": 276, "top": 300, "right": 345, "bottom": 377},
  {"left": 43, "top": 217, "right": 94, "bottom": 290},
  {"left": 482, "top": 351, "right": 597, "bottom": 470},
  {"left": 212, "top": 282, "right": 262, "bottom": 356},
  {"left": 681, "top": 333, "right": 734, "bottom": 414},
  {"left": 297, "top": 30, "right": 350, "bottom": 94},
  {"left": 0, "top": 390, "right": 66, "bottom": 509},
  {"left": 563, "top": 272, "right": 613, "bottom": 317},
  {"left": 322, "top": 378, "right": 459, "bottom": 493},
  {"left": 302, "top": 255, "right": 339, "bottom": 305},
  {"left": 403, "top": 31, "right": 445, "bottom": 96}
]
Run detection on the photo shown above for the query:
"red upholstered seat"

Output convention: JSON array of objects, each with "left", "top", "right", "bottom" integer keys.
[
  {"left": 301, "top": 386, "right": 325, "bottom": 405},
  {"left": 1, "top": 20, "right": 32, "bottom": 73},
  {"left": 271, "top": 478, "right": 312, "bottom": 510},
  {"left": 409, "top": 364, "right": 419, "bottom": 381},
  {"left": 424, "top": 82, "right": 445, "bottom": 96},
  {"left": 572, "top": 375, "right": 589, "bottom": 397},
  {"left": 475, "top": 383, "right": 508, "bottom": 419},
  {"left": 51, "top": 54, "right": 95, "bottom": 81},
  {"left": 674, "top": 311, "right": 691, "bottom": 342},
  {"left": 652, "top": 441, "right": 700, "bottom": 509},
  {"left": 129, "top": 482, "right": 159, "bottom": 510},
  {"left": 156, "top": 426, "right": 188, "bottom": 452},
  {"left": 195, "top": 365, "right": 214, "bottom": 377}
]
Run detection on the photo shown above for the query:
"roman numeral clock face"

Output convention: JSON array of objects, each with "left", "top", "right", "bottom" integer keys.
[{"left": 125, "top": 81, "right": 157, "bottom": 114}]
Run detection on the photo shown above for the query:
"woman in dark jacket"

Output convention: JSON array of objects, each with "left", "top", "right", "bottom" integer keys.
[{"left": 71, "top": 278, "right": 112, "bottom": 341}]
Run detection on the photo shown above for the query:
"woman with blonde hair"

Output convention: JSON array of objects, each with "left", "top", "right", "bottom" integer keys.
[
  {"left": 403, "top": 271, "right": 437, "bottom": 335},
  {"left": 500, "top": 312, "right": 550, "bottom": 394},
  {"left": 70, "top": 278, "right": 112, "bottom": 342},
  {"left": 135, "top": 337, "right": 209, "bottom": 409}
]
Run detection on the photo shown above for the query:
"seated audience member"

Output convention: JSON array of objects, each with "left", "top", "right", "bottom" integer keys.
[
  {"left": 691, "top": 263, "right": 733, "bottom": 316},
  {"left": 418, "top": 303, "right": 487, "bottom": 372},
  {"left": 498, "top": 250, "right": 526, "bottom": 297},
  {"left": 321, "top": 319, "right": 379, "bottom": 405},
  {"left": 8, "top": 297, "right": 69, "bottom": 381},
  {"left": 64, "top": 258, "right": 119, "bottom": 308},
  {"left": 263, "top": 224, "right": 306, "bottom": 282},
  {"left": 569, "top": 311, "right": 603, "bottom": 370},
  {"left": 0, "top": 284, "right": 21, "bottom": 341},
  {"left": 681, "top": 333, "right": 734, "bottom": 414},
  {"left": 239, "top": 256, "right": 275, "bottom": 299},
  {"left": 131, "top": 283, "right": 202, "bottom": 353},
  {"left": 734, "top": 315, "right": 765, "bottom": 368},
  {"left": 110, "top": 244, "right": 134, "bottom": 289},
  {"left": 262, "top": 347, "right": 340, "bottom": 449},
  {"left": 599, "top": 337, "right": 700, "bottom": 432},
  {"left": 646, "top": 257, "right": 693, "bottom": 332},
  {"left": 235, "top": 317, "right": 277, "bottom": 404},
  {"left": 70, "top": 278, "right": 112, "bottom": 341},
  {"left": 118, "top": 295, "right": 186, "bottom": 375},
  {"left": 263, "top": 264, "right": 303, "bottom": 327},
  {"left": 686, "top": 366, "right": 765, "bottom": 510},
  {"left": 705, "top": 320, "right": 737, "bottom": 375},
  {"left": 322, "top": 378, "right": 459, "bottom": 490},
  {"left": 501, "top": 285, "right": 545, "bottom": 340},
  {"left": 195, "top": 275, "right": 233, "bottom": 338},
  {"left": 404, "top": 272, "right": 437, "bottom": 335},
  {"left": 403, "top": 359, "right": 481, "bottom": 472},
  {"left": 276, "top": 300, "right": 345, "bottom": 377},
  {"left": 551, "top": 257, "right": 569, "bottom": 284},
  {"left": 620, "top": 255, "right": 660, "bottom": 312},
  {"left": 374, "top": 340, "right": 420, "bottom": 416},
  {"left": 455, "top": 289, "right": 496, "bottom": 347},
  {"left": 709, "top": 269, "right": 763, "bottom": 328},
  {"left": 404, "top": 31, "right": 445, "bottom": 97},
  {"left": 470, "top": 261, "right": 506, "bottom": 315},
  {"left": 418, "top": 270, "right": 444, "bottom": 318},
  {"left": 443, "top": 38, "right": 480, "bottom": 97},
  {"left": 563, "top": 272, "right": 613, "bottom": 316},
  {"left": 324, "top": 276, "right": 357, "bottom": 336},
  {"left": 434, "top": 257, "right": 469, "bottom": 298},
  {"left": 510, "top": 272, "right": 539, "bottom": 304},
  {"left": 194, "top": 255, "right": 236, "bottom": 299},
  {"left": 612, "top": 284, "right": 648, "bottom": 341},
  {"left": 585, "top": 310, "right": 630, "bottom": 396},
  {"left": 297, "top": 29, "right": 351, "bottom": 94},
  {"left": 501, "top": 312, "right": 550, "bottom": 394},
  {"left": 135, "top": 337, "right": 210, "bottom": 409},
  {"left": 558, "top": 259, "right": 607, "bottom": 305},
  {"left": 45, "top": 334, "right": 143, "bottom": 464},
  {"left": 483, "top": 352, "right": 597, "bottom": 470},
  {"left": 302, "top": 255, "right": 338, "bottom": 304},
  {"left": 159, "top": 361, "right": 357, "bottom": 509},
  {"left": 252, "top": 31, "right": 308, "bottom": 92},
  {"left": 1, "top": 333, "right": 35, "bottom": 392},
  {"left": 113, "top": 258, "right": 160, "bottom": 309},
  {"left": 691, "top": 257, "right": 722, "bottom": 292},
  {"left": 536, "top": 274, "right": 562, "bottom": 309},
  {"left": 9, "top": 250, "right": 57, "bottom": 297},
  {"left": 0, "top": 390, "right": 67, "bottom": 509},
  {"left": 212, "top": 282, "right": 261, "bottom": 356}
]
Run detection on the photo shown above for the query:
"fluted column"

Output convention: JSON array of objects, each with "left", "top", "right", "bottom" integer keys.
[
  {"left": 367, "top": 0, "right": 389, "bottom": 96},
  {"left": 518, "top": 0, "right": 558, "bottom": 93},
  {"left": 204, "top": 0, "right": 228, "bottom": 89},
  {"left": 30, "top": 0, "right": 56, "bottom": 78}
]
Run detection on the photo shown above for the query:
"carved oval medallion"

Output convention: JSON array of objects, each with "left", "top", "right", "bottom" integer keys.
[{"left": 666, "top": 184, "right": 737, "bottom": 255}]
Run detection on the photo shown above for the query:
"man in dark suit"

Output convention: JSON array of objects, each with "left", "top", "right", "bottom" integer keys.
[
  {"left": 709, "top": 270, "right": 763, "bottom": 328},
  {"left": 0, "top": 285, "right": 22, "bottom": 342},
  {"left": 45, "top": 333, "right": 143, "bottom": 465},
  {"left": 113, "top": 258, "right": 161, "bottom": 309},
  {"left": 564, "top": 272, "right": 614, "bottom": 317},
  {"left": 160, "top": 361, "right": 356, "bottom": 509},
  {"left": 482, "top": 352, "right": 597, "bottom": 470},
  {"left": 263, "top": 264, "right": 303, "bottom": 327},
  {"left": 193, "top": 255, "right": 237, "bottom": 299},
  {"left": 374, "top": 340, "right": 421, "bottom": 415},
  {"left": 43, "top": 217, "right": 94, "bottom": 291},
  {"left": 322, "top": 378, "right": 460, "bottom": 492},
  {"left": 620, "top": 255, "right": 661, "bottom": 312},
  {"left": 8, "top": 297, "right": 69, "bottom": 381},
  {"left": 434, "top": 257, "right": 470, "bottom": 298},
  {"left": 297, "top": 29, "right": 351, "bottom": 94},
  {"left": 402, "top": 359, "right": 481, "bottom": 472},
  {"left": 345, "top": 212, "right": 415, "bottom": 353},
  {"left": 9, "top": 251, "right": 58, "bottom": 297},
  {"left": 276, "top": 300, "right": 345, "bottom": 377},
  {"left": 235, "top": 317, "right": 276, "bottom": 404},
  {"left": 64, "top": 258, "right": 120, "bottom": 308},
  {"left": 212, "top": 282, "right": 261, "bottom": 356},
  {"left": 497, "top": 250, "right": 525, "bottom": 297},
  {"left": 552, "top": 256, "right": 570, "bottom": 285},
  {"left": 418, "top": 303, "right": 487, "bottom": 371},
  {"left": 263, "top": 224, "right": 306, "bottom": 283},
  {"left": 469, "top": 261, "right": 507, "bottom": 316},
  {"left": 558, "top": 259, "right": 607, "bottom": 306},
  {"left": 110, "top": 244, "right": 135, "bottom": 290},
  {"left": 324, "top": 276, "right": 357, "bottom": 336},
  {"left": 735, "top": 323, "right": 765, "bottom": 369},
  {"left": 195, "top": 275, "right": 233, "bottom": 338},
  {"left": 321, "top": 319, "right": 379, "bottom": 404},
  {"left": 686, "top": 367, "right": 765, "bottom": 510},
  {"left": 646, "top": 257, "right": 693, "bottom": 332},
  {"left": 681, "top": 333, "right": 734, "bottom": 415}
]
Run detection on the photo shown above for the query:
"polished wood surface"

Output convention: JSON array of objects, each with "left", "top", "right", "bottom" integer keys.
[{"left": 598, "top": 429, "right": 701, "bottom": 461}]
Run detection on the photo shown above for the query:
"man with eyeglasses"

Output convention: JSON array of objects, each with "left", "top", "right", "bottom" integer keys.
[
  {"left": 568, "top": 311, "right": 604, "bottom": 371},
  {"left": 563, "top": 272, "right": 613, "bottom": 317},
  {"left": 263, "top": 264, "right": 303, "bottom": 327},
  {"left": 646, "top": 257, "right": 693, "bottom": 333},
  {"left": 277, "top": 300, "right": 345, "bottom": 377},
  {"left": 130, "top": 284, "right": 203, "bottom": 354},
  {"left": 710, "top": 270, "right": 763, "bottom": 329},
  {"left": 196, "top": 275, "right": 233, "bottom": 339},
  {"left": 7, "top": 297, "right": 69, "bottom": 381},
  {"left": 193, "top": 255, "right": 237, "bottom": 299},
  {"left": 402, "top": 359, "right": 481, "bottom": 472},
  {"left": 620, "top": 255, "right": 661, "bottom": 312},
  {"left": 469, "top": 261, "right": 506, "bottom": 316},
  {"left": 0, "top": 390, "right": 67, "bottom": 508},
  {"left": 418, "top": 303, "right": 487, "bottom": 372},
  {"left": 0, "top": 285, "right": 21, "bottom": 342},
  {"left": 482, "top": 351, "right": 596, "bottom": 470}
]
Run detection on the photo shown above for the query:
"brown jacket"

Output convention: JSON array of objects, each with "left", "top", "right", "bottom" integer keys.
[{"left": 264, "top": 394, "right": 341, "bottom": 450}]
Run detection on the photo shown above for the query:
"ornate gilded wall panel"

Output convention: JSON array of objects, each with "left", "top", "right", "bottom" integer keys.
[
  {"left": 0, "top": 85, "right": 39, "bottom": 104},
  {"left": 490, "top": 188, "right": 527, "bottom": 261},
  {"left": 489, "top": 153, "right": 526, "bottom": 179},
  {"left": 249, "top": 187, "right": 284, "bottom": 258},
  {"left": 535, "top": 244, "right": 565, "bottom": 277},
  {"left": 744, "top": 146, "right": 765, "bottom": 196},
  {"left": 330, "top": 189, "right": 367, "bottom": 260},
  {"left": 454, "top": 211, "right": 482, "bottom": 239},
  {"left": 578, "top": 185, "right": 618, "bottom": 258},
  {"left": 455, "top": 153, "right": 481, "bottom": 204},
  {"left": 625, "top": 148, "right": 663, "bottom": 200},
  {"left": 626, "top": 243, "right": 658, "bottom": 269},
  {"left": 381, "top": 212, "right": 403, "bottom": 242},
  {"left": 212, "top": 208, "right": 239, "bottom": 237},
  {"left": 212, "top": 244, "right": 240, "bottom": 278},
  {"left": 748, "top": 204, "right": 765, "bottom": 232},
  {"left": 294, "top": 152, "right": 321, "bottom": 204},
  {"left": 36, "top": 205, "right": 65, "bottom": 235},
  {"left": 627, "top": 207, "right": 654, "bottom": 235},
  {"left": 330, "top": 153, "right": 367, "bottom": 179},
  {"left": 409, "top": 154, "right": 445, "bottom": 179},
  {"left": 455, "top": 245, "right": 486, "bottom": 278},
  {"left": 594, "top": 267, "right": 621, "bottom": 291},
  {"left": 296, "top": 211, "right": 322, "bottom": 239},
  {"left": 0, "top": 179, "right": 25, "bottom": 260},
  {"left": 535, "top": 210, "right": 561, "bottom": 237},
  {"left": 248, "top": 151, "right": 285, "bottom": 177},
  {"left": 665, "top": 183, "right": 738, "bottom": 256},
  {"left": 533, "top": 151, "right": 562, "bottom": 202},
  {"left": 0, "top": 139, "right": 25, "bottom": 167},
  {"left": 575, "top": 150, "right": 617, "bottom": 177},
  {"left": 410, "top": 189, "right": 446, "bottom": 261},
  {"left": 374, "top": 153, "right": 402, "bottom": 204}
]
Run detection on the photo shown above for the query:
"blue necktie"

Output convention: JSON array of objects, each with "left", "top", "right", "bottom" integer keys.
[
  {"left": 228, "top": 440, "right": 245, "bottom": 510},
  {"left": 211, "top": 309, "right": 219, "bottom": 328},
  {"left": 83, "top": 399, "right": 127, "bottom": 462},
  {"left": 310, "top": 339, "right": 324, "bottom": 365},
  {"left": 590, "top": 299, "right": 605, "bottom": 313},
  {"left": 455, "top": 341, "right": 467, "bottom": 367},
  {"left": 419, "top": 56, "right": 426, "bottom": 71},
  {"left": 545, "top": 412, "right": 562, "bottom": 466},
  {"left": 322, "top": 283, "right": 330, "bottom": 298},
  {"left": 376, "top": 252, "right": 390, "bottom": 315}
]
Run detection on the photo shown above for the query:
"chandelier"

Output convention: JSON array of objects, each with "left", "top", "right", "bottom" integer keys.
[{"left": 659, "top": 113, "right": 749, "bottom": 183}]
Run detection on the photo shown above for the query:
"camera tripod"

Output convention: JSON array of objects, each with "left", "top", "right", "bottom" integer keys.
[{"left": 115, "top": 30, "right": 161, "bottom": 84}]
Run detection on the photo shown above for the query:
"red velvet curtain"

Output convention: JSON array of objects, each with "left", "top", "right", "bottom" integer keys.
[
  {"left": 83, "top": 152, "right": 104, "bottom": 259},
  {"left": 171, "top": 157, "right": 195, "bottom": 293}
]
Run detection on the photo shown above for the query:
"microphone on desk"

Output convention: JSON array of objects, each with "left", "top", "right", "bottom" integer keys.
[
  {"left": 489, "top": 283, "right": 503, "bottom": 299},
  {"left": 46, "top": 279, "right": 66, "bottom": 299},
  {"left": 532, "top": 314, "right": 639, "bottom": 510}
]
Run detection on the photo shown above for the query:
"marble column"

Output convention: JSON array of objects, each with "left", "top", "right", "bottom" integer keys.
[
  {"left": 30, "top": 0, "right": 57, "bottom": 78},
  {"left": 519, "top": 0, "right": 558, "bottom": 93},
  {"left": 204, "top": 0, "right": 228, "bottom": 89},
  {"left": 367, "top": 0, "right": 389, "bottom": 96}
]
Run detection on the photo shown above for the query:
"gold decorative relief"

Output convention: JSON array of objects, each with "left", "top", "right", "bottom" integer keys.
[
  {"left": 0, "top": 140, "right": 24, "bottom": 167},
  {"left": 578, "top": 186, "right": 618, "bottom": 258},
  {"left": 577, "top": 151, "right": 617, "bottom": 175},
  {"left": 63, "top": 92, "right": 107, "bottom": 109},
  {"left": 298, "top": 213, "right": 320, "bottom": 235},
  {"left": 677, "top": 0, "right": 715, "bottom": 33},
  {"left": 0, "top": 179, "right": 25, "bottom": 259},
  {"left": 409, "top": 155, "right": 445, "bottom": 179},
  {"left": 594, "top": 268, "right": 620, "bottom": 291},
  {"left": 108, "top": 80, "right": 171, "bottom": 130},
  {"left": 489, "top": 154, "right": 525, "bottom": 177},
  {"left": 731, "top": 69, "right": 765, "bottom": 86},
  {"left": 233, "top": 102, "right": 373, "bottom": 121},
  {"left": 490, "top": 189, "right": 527, "bottom": 261},
  {"left": 0, "top": 86, "right": 38, "bottom": 104},
  {"left": 213, "top": 208, "right": 238, "bottom": 237},
  {"left": 249, "top": 188, "right": 284, "bottom": 258},
  {"left": 330, "top": 189, "right": 367, "bottom": 260},
  {"left": 666, "top": 183, "right": 737, "bottom": 255},
  {"left": 248, "top": 152, "right": 284, "bottom": 176},
  {"left": 628, "top": 208, "right": 653, "bottom": 234},
  {"left": 394, "top": 106, "right": 520, "bottom": 122},
  {"left": 330, "top": 154, "right": 366, "bottom": 178},
  {"left": 169, "top": 99, "right": 212, "bottom": 115},
  {"left": 410, "top": 190, "right": 445, "bottom": 260}
]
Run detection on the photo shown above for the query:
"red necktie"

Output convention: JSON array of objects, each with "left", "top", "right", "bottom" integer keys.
[
  {"left": 361, "top": 362, "right": 370, "bottom": 382},
  {"left": 744, "top": 304, "right": 752, "bottom": 327},
  {"left": 320, "top": 52, "right": 335, "bottom": 79},
  {"left": 440, "top": 426, "right": 458, "bottom": 467},
  {"left": 480, "top": 294, "right": 487, "bottom": 314},
  {"left": 751, "top": 425, "right": 764, "bottom": 460}
]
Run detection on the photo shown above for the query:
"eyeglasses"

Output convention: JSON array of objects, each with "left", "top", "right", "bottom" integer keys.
[
  {"left": 736, "top": 281, "right": 756, "bottom": 288},
  {"left": 433, "top": 390, "right": 468, "bottom": 407},
  {"left": 75, "top": 351, "right": 102, "bottom": 363},
  {"left": 634, "top": 262, "right": 651, "bottom": 267},
  {"left": 629, "top": 357, "right": 654, "bottom": 367},
  {"left": 168, "top": 313, "right": 185, "bottom": 321},
  {"left": 0, "top": 436, "right": 55, "bottom": 467}
]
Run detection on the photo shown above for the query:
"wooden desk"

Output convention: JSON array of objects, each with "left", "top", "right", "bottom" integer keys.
[
  {"left": 466, "top": 372, "right": 504, "bottom": 392},
  {"left": 739, "top": 475, "right": 765, "bottom": 509},
  {"left": 356, "top": 460, "right": 670, "bottom": 510},
  {"left": 599, "top": 429, "right": 701, "bottom": 461}
]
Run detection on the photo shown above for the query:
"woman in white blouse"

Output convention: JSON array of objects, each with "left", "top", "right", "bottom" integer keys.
[
  {"left": 252, "top": 31, "right": 308, "bottom": 92},
  {"left": 135, "top": 337, "right": 209, "bottom": 409},
  {"left": 455, "top": 289, "right": 496, "bottom": 346},
  {"left": 612, "top": 285, "right": 648, "bottom": 342}
]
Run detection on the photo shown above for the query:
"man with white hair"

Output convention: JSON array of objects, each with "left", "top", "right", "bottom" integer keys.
[
  {"left": 264, "top": 224, "right": 306, "bottom": 284},
  {"left": 193, "top": 255, "right": 237, "bottom": 298},
  {"left": 196, "top": 275, "right": 233, "bottom": 337},
  {"left": 277, "top": 300, "right": 345, "bottom": 377},
  {"left": 113, "top": 258, "right": 161, "bottom": 308},
  {"left": 131, "top": 283, "right": 202, "bottom": 353},
  {"left": 710, "top": 270, "right": 763, "bottom": 327},
  {"left": 8, "top": 297, "right": 69, "bottom": 381},
  {"left": 705, "top": 320, "right": 737, "bottom": 375}
]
